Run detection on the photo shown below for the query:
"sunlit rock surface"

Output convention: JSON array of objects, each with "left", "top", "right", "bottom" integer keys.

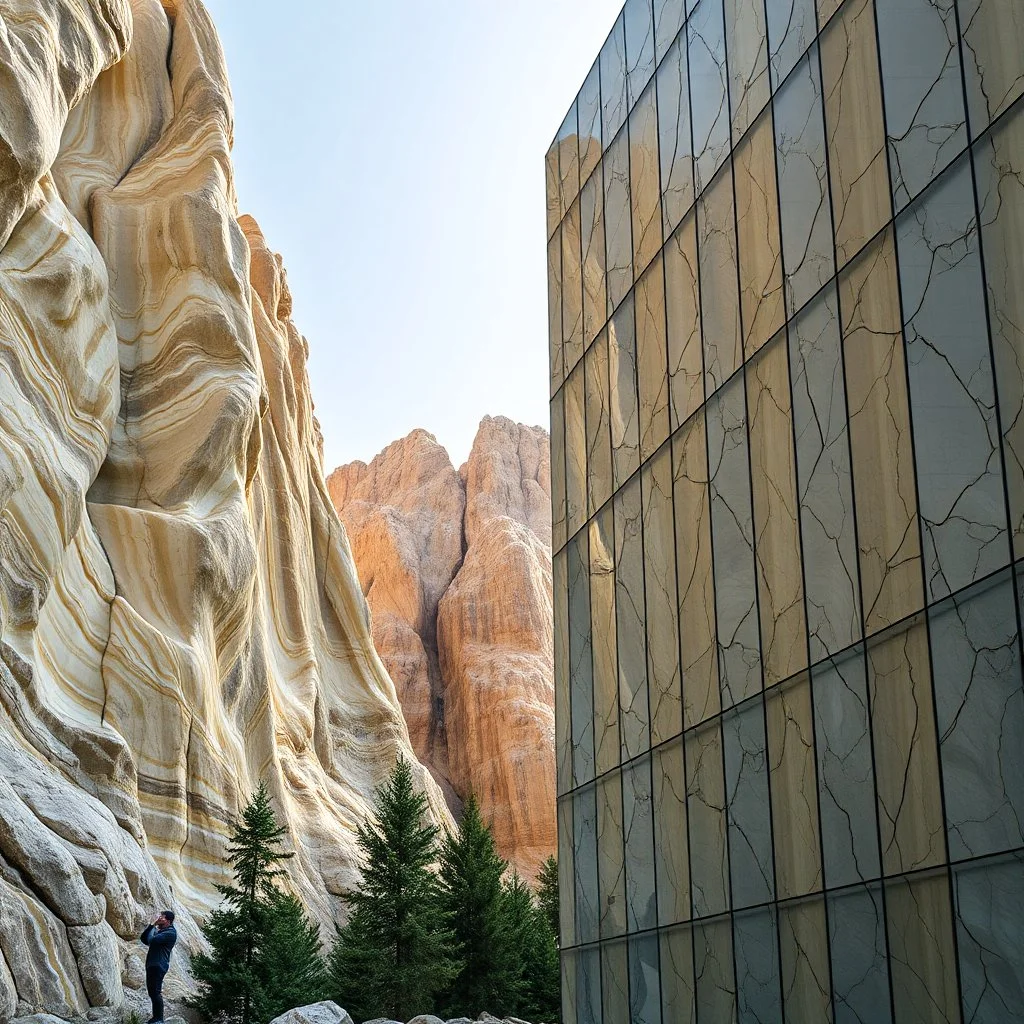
[
  {"left": 0, "top": 0, "right": 444, "bottom": 1013},
  {"left": 329, "top": 418, "right": 555, "bottom": 879}
]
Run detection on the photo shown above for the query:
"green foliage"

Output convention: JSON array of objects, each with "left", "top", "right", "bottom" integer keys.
[
  {"left": 536, "top": 854, "right": 560, "bottom": 944},
  {"left": 503, "top": 872, "right": 561, "bottom": 1024},
  {"left": 327, "top": 757, "right": 458, "bottom": 1021},
  {"left": 189, "top": 782, "right": 326, "bottom": 1024}
]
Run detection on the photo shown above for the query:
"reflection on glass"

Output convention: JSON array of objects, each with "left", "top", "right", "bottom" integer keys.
[
  {"left": 625, "top": 0, "right": 656, "bottom": 105},
  {"left": 688, "top": 0, "right": 731, "bottom": 194},
  {"left": 605, "top": 130, "right": 634, "bottom": 314},
  {"left": 630, "top": 83, "right": 663, "bottom": 275},
  {"left": 590, "top": 509, "right": 620, "bottom": 775},
  {"left": 657, "top": 34, "right": 694, "bottom": 237},
  {"left": 725, "top": 0, "right": 770, "bottom": 142},
  {"left": 579, "top": 60, "right": 603, "bottom": 186},
  {"left": 569, "top": 529, "right": 595, "bottom": 786},
  {"left": 623, "top": 755, "right": 657, "bottom": 932},
  {"left": 602, "top": 13, "right": 629, "bottom": 144},
  {"left": 733, "top": 906, "right": 781, "bottom": 1022},
  {"left": 636, "top": 255, "right": 670, "bottom": 460},
  {"left": 616, "top": 476, "right": 650, "bottom": 758},
  {"left": 610, "top": 294, "right": 640, "bottom": 487}
]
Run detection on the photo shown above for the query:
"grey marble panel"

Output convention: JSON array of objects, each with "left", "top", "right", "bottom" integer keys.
[
  {"left": 724, "top": 698, "right": 776, "bottom": 909},
  {"left": 774, "top": 48, "right": 835, "bottom": 318},
  {"left": 569, "top": 530, "right": 595, "bottom": 786},
  {"left": 828, "top": 884, "right": 893, "bottom": 1024},
  {"left": 629, "top": 934, "right": 663, "bottom": 1024},
  {"left": 707, "top": 377, "right": 762, "bottom": 707},
  {"left": 954, "top": 852, "right": 1024, "bottom": 1023},
  {"left": 626, "top": 0, "right": 657, "bottom": 106},
  {"left": 602, "top": 13, "right": 629, "bottom": 145},
  {"left": 766, "top": 0, "right": 816, "bottom": 90},
  {"left": 574, "top": 785, "right": 600, "bottom": 945},
  {"left": 790, "top": 286, "right": 861, "bottom": 661},
  {"left": 930, "top": 571, "right": 1024, "bottom": 860},
  {"left": 688, "top": 0, "right": 731, "bottom": 195},
  {"left": 623, "top": 755, "right": 658, "bottom": 932},
  {"left": 657, "top": 34, "right": 695, "bottom": 236},
  {"left": 812, "top": 646, "right": 881, "bottom": 888},
  {"left": 734, "top": 906, "right": 783, "bottom": 1023},
  {"left": 898, "top": 156, "right": 1009, "bottom": 600}
]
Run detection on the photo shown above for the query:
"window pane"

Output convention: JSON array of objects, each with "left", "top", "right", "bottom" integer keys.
[
  {"left": 828, "top": 884, "right": 893, "bottom": 1024},
  {"left": 557, "top": 796, "right": 575, "bottom": 948},
  {"left": 899, "top": 156, "right": 1009, "bottom": 600},
  {"left": 624, "top": 755, "right": 657, "bottom": 932},
  {"left": 602, "top": 14, "right": 629, "bottom": 144},
  {"left": 655, "top": 0, "right": 687, "bottom": 61},
  {"left": 602, "top": 940, "right": 630, "bottom": 1023},
  {"left": 581, "top": 171, "right": 608, "bottom": 350},
  {"left": 725, "top": 0, "right": 770, "bottom": 142},
  {"left": 616, "top": 476, "right": 650, "bottom": 758},
  {"left": 780, "top": 898, "right": 832, "bottom": 1021},
  {"left": 724, "top": 697, "right": 775, "bottom": 909},
  {"left": 610, "top": 294, "right": 641, "bottom": 488},
  {"left": 657, "top": 33, "right": 695, "bottom": 237},
  {"left": 665, "top": 214, "right": 704, "bottom": 428},
  {"left": 574, "top": 785, "right": 600, "bottom": 944},
  {"left": 554, "top": 549, "right": 571, "bottom": 794},
  {"left": 549, "top": 229, "right": 564, "bottom": 395},
  {"left": 653, "top": 737, "right": 690, "bottom": 924},
  {"left": 591, "top": 508, "right": 620, "bottom": 775},
  {"left": 959, "top": 0, "right": 1024, "bottom": 136},
  {"left": 578, "top": 946, "right": 602, "bottom": 1024},
  {"left": 774, "top": 46, "right": 835, "bottom": 318},
  {"left": 686, "top": 722, "right": 730, "bottom": 917},
  {"left": 630, "top": 83, "right": 663, "bottom": 276},
  {"left": 546, "top": 136, "right": 561, "bottom": 239},
  {"left": 569, "top": 529, "right": 595, "bottom": 786},
  {"left": 625, "top": 0, "right": 657, "bottom": 105},
  {"left": 629, "top": 934, "right": 662, "bottom": 1024},
  {"left": 559, "top": 101, "right": 581, "bottom": 216},
  {"left": 636, "top": 255, "right": 670, "bottom": 460},
  {"left": 605, "top": 130, "right": 634, "bottom": 314},
  {"left": 688, "top": 0, "right": 730, "bottom": 195},
  {"left": 733, "top": 906, "right": 782, "bottom": 1021},
  {"left": 659, "top": 925, "right": 695, "bottom": 1023},
  {"left": 767, "top": 0, "right": 816, "bottom": 89},
  {"left": 566, "top": 360, "right": 587, "bottom": 538},
  {"left": 552, "top": 388, "right": 568, "bottom": 553},
  {"left": 563, "top": 196, "right": 585, "bottom": 373},
  {"left": 579, "top": 60, "right": 603, "bottom": 186},
  {"left": 586, "top": 329, "right": 613, "bottom": 517},
  {"left": 708, "top": 377, "right": 761, "bottom": 708},
  {"left": 598, "top": 770, "right": 627, "bottom": 938},
  {"left": 694, "top": 918, "right": 737, "bottom": 1020}
]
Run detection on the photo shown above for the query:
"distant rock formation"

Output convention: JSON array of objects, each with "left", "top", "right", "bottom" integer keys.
[
  {"left": 0, "top": 0, "right": 444, "bottom": 1014},
  {"left": 328, "top": 418, "right": 555, "bottom": 878}
]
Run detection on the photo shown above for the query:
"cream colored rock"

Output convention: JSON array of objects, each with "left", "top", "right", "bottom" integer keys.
[
  {"left": 331, "top": 418, "right": 554, "bottom": 878},
  {"left": 268, "top": 1003, "right": 355, "bottom": 1024},
  {"left": 0, "top": 0, "right": 445, "bottom": 1010}
]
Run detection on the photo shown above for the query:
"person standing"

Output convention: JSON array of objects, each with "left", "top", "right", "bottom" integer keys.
[{"left": 140, "top": 910, "right": 177, "bottom": 1024}]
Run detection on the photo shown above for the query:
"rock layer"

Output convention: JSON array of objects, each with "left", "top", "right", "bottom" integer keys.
[
  {"left": 329, "top": 418, "right": 555, "bottom": 878},
  {"left": 0, "top": 0, "right": 444, "bottom": 1014}
]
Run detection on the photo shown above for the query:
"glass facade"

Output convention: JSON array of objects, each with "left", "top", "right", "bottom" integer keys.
[{"left": 546, "top": 0, "right": 1024, "bottom": 1020}]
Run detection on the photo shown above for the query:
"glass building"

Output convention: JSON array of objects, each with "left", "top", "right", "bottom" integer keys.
[{"left": 545, "top": 0, "right": 1024, "bottom": 1021}]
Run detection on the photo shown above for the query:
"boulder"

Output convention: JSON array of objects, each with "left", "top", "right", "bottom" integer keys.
[
  {"left": 67, "top": 923, "right": 122, "bottom": 1007},
  {"left": 269, "top": 1003, "right": 355, "bottom": 1024},
  {"left": 407, "top": 1016, "right": 446, "bottom": 1024}
]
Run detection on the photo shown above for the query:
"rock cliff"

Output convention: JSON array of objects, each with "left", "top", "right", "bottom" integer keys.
[
  {"left": 0, "top": 0, "right": 444, "bottom": 1015},
  {"left": 328, "top": 418, "right": 555, "bottom": 879}
]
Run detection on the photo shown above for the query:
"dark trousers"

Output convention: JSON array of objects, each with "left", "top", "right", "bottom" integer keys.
[{"left": 146, "top": 965, "right": 167, "bottom": 1022}]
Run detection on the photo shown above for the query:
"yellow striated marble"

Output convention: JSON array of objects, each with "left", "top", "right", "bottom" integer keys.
[{"left": 0, "top": 0, "right": 446, "bottom": 1012}]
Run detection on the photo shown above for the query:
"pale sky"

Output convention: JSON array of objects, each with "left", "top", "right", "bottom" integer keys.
[{"left": 203, "top": 0, "right": 624, "bottom": 472}]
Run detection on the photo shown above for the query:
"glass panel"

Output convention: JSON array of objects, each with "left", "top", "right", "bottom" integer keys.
[
  {"left": 979, "top": 103, "right": 1024, "bottom": 557},
  {"left": 616, "top": 475, "right": 650, "bottom": 758},
  {"left": 686, "top": 722, "right": 730, "bottom": 917},
  {"left": 625, "top": 0, "right": 657, "bottom": 105},
  {"left": 724, "top": 697, "right": 775, "bottom": 909},
  {"left": 821, "top": 0, "right": 890, "bottom": 267},
  {"left": 642, "top": 445, "right": 681, "bottom": 743},
  {"left": 828, "top": 884, "right": 893, "bottom": 1024},
  {"left": 673, "top": 413, "right": 720, "bottom": 728},
  {"left": 623, "top": 755, "right": 657, "bottom": 932},
  {"left": 767, "top": 0, "right": 816, "bottom": 90},
  {"left": 591, "top": 509, "right": 620, "bottom": 775},
  {"left": 563, "top": 947, "right": 577, "bottom": 1024},
  {"left": 549, "top": 229, "right": 564, "bottom": 395},
  {"left": 570, "top": 529, "right": 595, "bottom": 786},
  {"left": 579, "top": 60, "right": 603, "bottom": 186},
  {"left": 602, "top": 14, "right": 629, "bottom": 144},
  {"left": 559, "top": 101, "right": 581, "bottom": 217},
  {"left": 790, "top": 286, "right": 861, "bottom": 661},
  {"left": 605, "top": 129, "right": 634, "bottom": 315},
  {"left": 563, "top": 196, "right": 585, "bottom": 373},
  {"left": 629, "top": 934, "right": 663, "bottom": 1024},
  {"left": 558, "top": 795, "right": 576, "bottom": 946},
  {"left": 653, "top": 737, "right": 690, "bottom": 925},
  {"left": 735, "top": 109, "right": 785, "bottom": 358},
  {"left": 959, "top": 0, "right": 1024, "bottom": 136},
  {"left": 708, "top": 376, "right": 762, "bottom": 708},
  {"left": 767, "top": 674, "right": 822, "bottom": 900},
  {"left": 586, "top": 329, "right": 613, "bottom": 517},
  {"left": 665, "top": 214, "right": 703, "bottom": 429},
  {"left": 659, "top": 925, "right": 696, "bottom": 1024},
  {"left": 554, "top": 548, "right": 571, "bottom": 795},
  {"left": 698, "top": 163, "right": 742, "bottom": 396},
  {"left": 598, "top": 770, "right": 627, "bottom": 938},
  {"left": 694, "top": 917, "right": 737, "bottom": 1021},
  {"left": 610, "top": 293, "right": 641, "bottom": 488},
  {"left": 566, "top": 360, "right": 587, "bottom": 538},
  {"left": 813, "top": 646, "right": 881, "bottom": 888},
  {"left": 581, "top": 171, "right": 608, "bottom": 350},
  {"left": 602, "top": 940, "right": 630, "bottom": 1023},
  {"left": 748, "top": 334, "right": 808, "bottom": 687},
  {"left": 867, "top": 616, "right": 945, "bottom": 875},
  {"left": 656, "top": 0, "right": 687, "bottom": 62},
  {"left": 877, "top": 0, "right": 967, "bottom": 211},
  {"left": 840, "top": 229, "right": 923, "bottom": 633},
  {"left": 774, "top": 47, "right": 835, "bottom": 318},
  {"left": 725, "top": 0, "right": 770, "bottom": 142},
  {"left": 578, "top": 945, "right": 602, "bottom": 1024},
  {"left": 885, "top": 870, "right": 961, "bottom": 1024},
  {"left": 658, "top": 33, "right": 695, "bottom": 237},
  {"left": 954, "top": 852, "right": 1024, "bottom": 1022},
  {"left": 688, "top": 0, "right": 731, "bottom": 195},
  {"left": 899, "top": 156, "right": 1009, "bottom": 600},
  {"left": 630, "top": 82, "right": 663, "bottom": 276},
  {"left": 734, "top": 906, "right": 783, "bottom": 1022},
  {"left": 552, "top": 388, "right": 568, "bottom": 553},
  {"left": 930, "top": 571, "right": 1024, "bottom": 860},
  {"left": 546, "top": 136, "right": 561, "bottom": 239},
  {"left": 636, "top": 255, "right": 670, "bottom": 460},
  {"left": 574, "top": 785, "right": 600, "bottom": 944},
  {"left": 780, "top": 898, "right": 832, "bottom": 1022}
]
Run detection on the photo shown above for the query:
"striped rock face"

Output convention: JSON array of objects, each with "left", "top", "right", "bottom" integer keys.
[{"left": 0, "top": 0, "right": 446, "bottom": 1014}]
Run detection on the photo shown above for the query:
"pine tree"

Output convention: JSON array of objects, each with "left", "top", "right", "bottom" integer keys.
[
  {"left": 536, "top": 855, "right": 560, "bottom": 944},
  {"left": 190, "top": 782, "right": 326, "bottom": 1024},
  {"left": 327, "top": 757, "right": 457, "bottom": 1021},
  {"left": 502, "top": 873, "right": 561, "bottom": 1024},
  {"left": 437, "top": 795, "right": 520, "bottom": 1018}
]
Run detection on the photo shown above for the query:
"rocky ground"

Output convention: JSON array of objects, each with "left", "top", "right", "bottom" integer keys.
[{"left": 270, "top": 1002, "right": 551, "bottom": 1024}]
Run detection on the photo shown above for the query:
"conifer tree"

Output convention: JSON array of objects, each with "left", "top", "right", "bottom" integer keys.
[
  {"left": 437, "top": 795, "right": 520, "bottom": 1018},
  {"left": 536, "top": 854, "right": 560, "bottom": 944},
  {"left": 327, "top": 757, "right": 457, "bottom": 1021},
  {"left": 257, "top": 891, "right": 329, "bottom": 1020},
  {"left": 502, "top": 872, "right": 561, "bottom": 1023}
]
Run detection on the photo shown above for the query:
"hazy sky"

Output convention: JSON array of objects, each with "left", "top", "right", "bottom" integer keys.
[{"left": 203, "top": 0, "right": 623, "bottom": 471}]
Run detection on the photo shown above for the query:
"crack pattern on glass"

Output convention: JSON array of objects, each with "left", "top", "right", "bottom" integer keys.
[
  {"left": 827, "top": 884, "right": 893, "bottom": 1024},
  {"left": 573, "top": 784, "right": 600, "bottom": 944},
  {"left": 959, "top": 0, "right": 1024, "bottom": 137},
  {"left": 780, "top": 899, "right": 832, "bottom": 1021},
  {"left": 631, "top": 84, "right": 664, "bottom": 276},
  {"left": 665, "top": 216, "right": 705, "bottom": 428},
  {"left": 694, "top": 918, "right": 737, "bottom": 1021},
  {"left": 658, "top": 925, "right": 696, "bottom": 1023},
  {"left": 610, "top": 294, "right": 641, "bottom": 487},
  {"left": 734, "top": 906, "right": 783, "bottom": 1020},
  {"left": 598, "top": 769, "right": 627, "bottom": 938},
  {"left": 688, "top": 0, "right": 731, "bottom": 195},
  {"left": 590, "top": 509, "right": 620, "bottom": 775},
  {"left": 767, "top": 0, "right": 817, "bottom": 90},
  {"left": 569, "top": 530, "right": 595, "bottom": 786},
  {"left": 726, "top": 0, "right": 771, "bottom": 143},
  {"left": 653, "top": 738, "right": 690, "bottom": 925},
  {"left": 686, "top": 722, "right": 730, "bottom": 917},
  {"left": 623, "top": 755, "right": 657, "bottom": 931},
  {"left": 636, "top": 255, "right": 671, "bottom": 460},
  {"left": 586, "top": 331, "right": 613, "bottom": 517},
  {"left": 629, "top": 934, "right": 663, "bottom": 1024},
  {"left": 657, "top": 33, "right": 694, "bottom": 237},
  {"left": 566, "top": 361, "right": 588, "bottom": 538}
]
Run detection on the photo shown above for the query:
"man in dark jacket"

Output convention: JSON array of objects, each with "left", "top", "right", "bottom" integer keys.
[{"left": 140, "top": 911, "right": 177, "bottom": 1024}]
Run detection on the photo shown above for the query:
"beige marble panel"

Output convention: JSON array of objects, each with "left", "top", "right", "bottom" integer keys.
[
  {"left": 581, "top": 171, "right": 608, "bottom": 350},
  {"left": 562, "top": 195, "right": 585, "bottom": 372},
  {"left": 960, "top": 0, "right": 1024, "bottom": 135},
  {"left": 660, "top": 926, "right": 696, "bottom": 1024},
  {"left": 565, "top": 361, "right": 587, "bottom": 538},
  {"left": 636, "top": 254, "right": 671, "bottom": 461},
  {"left": 590, "top": 509, "right": 619, "bottom": 776},
  {"left": 665, "top": 213, "right": 704, "bottom": 429},
  {"left": 654, "top": 738, "right": 690, "bottom": 925},
  {"left": 686, "top": 722, "right": 730, "bottom": 917},
  {"left": 548, "top": 229, "right": 563, "bottom": 395},
  {"left": 631, "top": 82, "right": 663, "bottom": 276},
  {"left": 780, "top": 898, "right": 833, "bottom": 1023},
  {"left": 585, "top": 329, "right": 613, "bottom": 517},
  {"left": 725, "top": 0, "right": 771, "bottom": 143},
  {"left": 551, "top": 389, "right": 568, "bottom": 552}
]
